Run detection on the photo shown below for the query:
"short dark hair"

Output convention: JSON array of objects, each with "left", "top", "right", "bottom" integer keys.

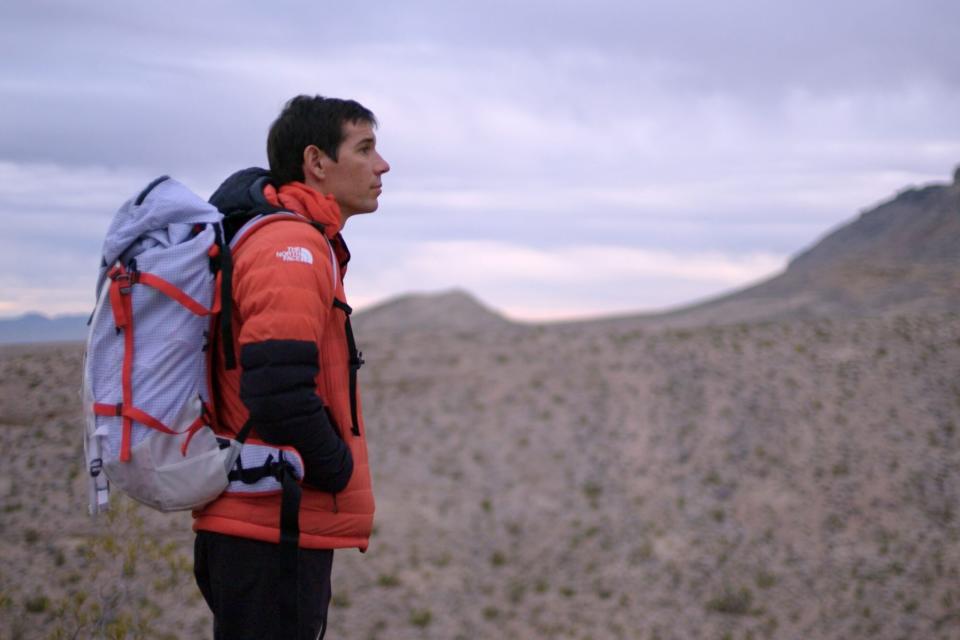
[{"left": 267, "top": 95, "right": 377, "bottom": 185}]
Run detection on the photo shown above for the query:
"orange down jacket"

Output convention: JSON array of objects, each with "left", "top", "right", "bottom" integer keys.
[{"left": 193, "top": 173, "right": 374, "bottom": 550}]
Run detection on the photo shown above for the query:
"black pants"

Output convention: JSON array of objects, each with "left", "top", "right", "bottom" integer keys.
[{"left": 194, "top": 531, "right": 334, "bottom": 640}]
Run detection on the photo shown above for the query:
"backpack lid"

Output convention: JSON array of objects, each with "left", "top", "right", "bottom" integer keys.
[
  {"left": 96, "top": 177, "right": 223, "bottom": 297},
  {"left": 101, "top": 176, "right": 223, "bottom": 268}
]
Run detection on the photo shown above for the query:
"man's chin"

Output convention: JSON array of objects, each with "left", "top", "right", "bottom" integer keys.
[{"left": 343, "top": 205, "right": 378, "bottom": 223}]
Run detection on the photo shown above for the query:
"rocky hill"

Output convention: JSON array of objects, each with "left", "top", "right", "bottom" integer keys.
[
  {"left": 353, "top": 288, "right": 510, "bottom": 336},
  {"left": 351, "top": 169, "right": 960, "bottom": 335},
  {"left": 590, "top": 168, "right": 960, "bottom": 329}
]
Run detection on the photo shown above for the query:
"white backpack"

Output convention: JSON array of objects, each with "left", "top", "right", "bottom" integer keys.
[{"left": 82, "top": 176, "right": 304, "bottom": 515}]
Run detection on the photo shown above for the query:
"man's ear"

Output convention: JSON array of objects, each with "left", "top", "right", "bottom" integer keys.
[{"left": 303, "top": 145, "right": 327, "bottom": 181}]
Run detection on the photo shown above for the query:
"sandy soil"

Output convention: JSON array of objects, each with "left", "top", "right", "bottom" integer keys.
[{"left": 1, "top": 311, "right": 959, "bottom": 639}]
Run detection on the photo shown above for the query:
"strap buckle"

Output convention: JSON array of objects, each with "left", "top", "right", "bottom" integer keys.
[
  {"left": 111, "top": 271, "right": 138, "bottom": 295},
  {"left": 270, "top": 452, "right": 297, "bottom": 481},
  {"left": 351, "top": 351, "right": 365, "bottom": 371}
]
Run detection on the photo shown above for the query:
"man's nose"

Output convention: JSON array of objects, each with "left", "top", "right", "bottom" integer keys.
[{"left": 376, "top": 152, "right": 390, "bottom": 174}]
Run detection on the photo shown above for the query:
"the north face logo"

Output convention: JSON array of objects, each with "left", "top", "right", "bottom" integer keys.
[{"left": 276, "top": 246, "right": 314, "bottom": 265}]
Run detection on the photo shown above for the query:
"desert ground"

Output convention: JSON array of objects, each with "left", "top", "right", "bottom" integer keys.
[{"left": 1, "top": 304, "right": 958, "bottom": 639}]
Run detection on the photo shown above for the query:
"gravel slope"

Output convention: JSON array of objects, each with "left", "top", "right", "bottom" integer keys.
[{"left": 3, "top": 310, "right": 957, "bottom": 639}]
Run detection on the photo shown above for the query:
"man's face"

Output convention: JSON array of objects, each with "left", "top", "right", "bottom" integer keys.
[{"left": 321, "top": 120, "right": 390, "bottom": 219}]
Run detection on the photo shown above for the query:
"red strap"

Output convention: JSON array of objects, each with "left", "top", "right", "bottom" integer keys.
[
  {"left": 122, "top": 406, "right": 178, "bottom": 435},
  {"left": 120, "top": 288, "right": 135, "bottom": 461},
  {"left": 93, "top": 403, "right": 123, "bottom": 417},
  {"left": 180, "top": 416, "right": 208, "bottom": 456},
  {"left": 101, "top": 262, "right": 215, "bottom": 462},
  {"left": 92, "top": 403, "right": 174, "bottom": 433},
  {"left": 136, "top": 272, "right": 215, "bottom": 316},
  {"left": 103, "top": 263, "right": 136, "bottom": 460},
  {"left": 93, "top": 403, "right": 209, "bottom": 457},
  {"left": 108, "top": 267, "right": 129, "bottom": 330},
  {"left": 211, "top": 271, "right": 222, "bottom": 314}
]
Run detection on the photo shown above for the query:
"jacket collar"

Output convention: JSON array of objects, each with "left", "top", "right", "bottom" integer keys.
[
  {"left": 209, "top": 168, "right": 351, "bottom": 271},
  {"left": 262, "top": 181, "right": 343, "bottom": 240},
  {"left": 266, "top": 181, "right": 352, "bottom": 273}
]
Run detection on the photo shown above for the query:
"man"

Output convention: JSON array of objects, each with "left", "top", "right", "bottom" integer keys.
[{"left": 193, "top": 95, "right": 390, "bottom": 639}]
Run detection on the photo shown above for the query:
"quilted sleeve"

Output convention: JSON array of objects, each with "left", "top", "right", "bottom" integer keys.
[{"left": 231, "top": 223, "right": 353, "bottom": 493}]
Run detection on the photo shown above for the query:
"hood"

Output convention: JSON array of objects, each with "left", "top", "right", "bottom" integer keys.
[{"left": 208, "top": 167, "right": 281, "bottom": 219}]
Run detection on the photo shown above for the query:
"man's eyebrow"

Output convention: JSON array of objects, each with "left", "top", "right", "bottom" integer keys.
[{"left": 354, "top": 136, "right": 376, "bottom": 148}]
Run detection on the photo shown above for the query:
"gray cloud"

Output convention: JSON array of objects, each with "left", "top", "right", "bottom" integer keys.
[{"left": 1, "top": 1, "right": 959, "bottom": 318}]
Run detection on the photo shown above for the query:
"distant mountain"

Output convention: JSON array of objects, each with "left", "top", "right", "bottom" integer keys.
[
  {"left": 8, "top": 168, "right": 959, "bottom": 342},
  {"left": 0, "top": 290, "right": 509, "bottom": 345},
  {"left": 353, "top": 288, "right": 511, "bottom": 334},
  {"left": 639, "top": 166, "right": 960, "bottom": 327},
  {"left": 0, "top": 313, "right": 88, "bottom": 344},
  {"left": 356, "top": 168, "right": 960, "bottom": 333}
]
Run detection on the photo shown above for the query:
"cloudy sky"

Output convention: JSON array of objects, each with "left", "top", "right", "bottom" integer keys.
[{"left": 2, "top": 1, "right": 958, "bottom": 320}]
